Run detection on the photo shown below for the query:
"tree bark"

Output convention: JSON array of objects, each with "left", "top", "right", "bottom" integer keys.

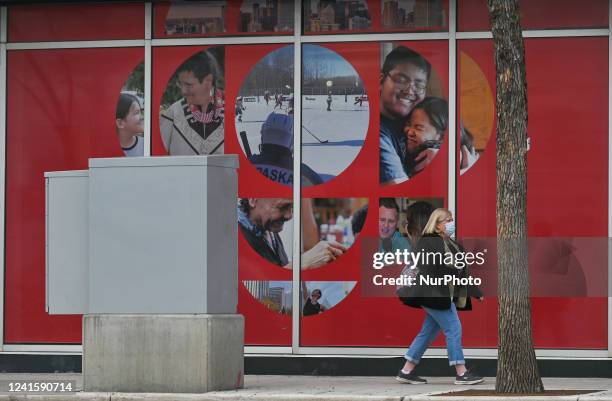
[{"left": 487, "top": 0, "right": 544, "bottom": 393}]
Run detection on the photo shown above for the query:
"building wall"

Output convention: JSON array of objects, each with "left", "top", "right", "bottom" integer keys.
[{"left": 0, "top": 0, "right": 609, "bottom": 355}]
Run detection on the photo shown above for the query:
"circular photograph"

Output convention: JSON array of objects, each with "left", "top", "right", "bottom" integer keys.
[
  {"left": 116, "top": 61, "right": 144, "bottom": 157},
  {"left": 301, "top": 281, "right": 357, "bottom": 317},
  {"left": 159, "top": 47, "right": 225, "bottom": 155},
  {"left": 238, "top": 197, "right": 367, "bottom": 270},
  {"left": 378, "top": 197, "right": 443, "bottom": 250},
  {"left": 459, "top": 50, "right": 494, "bottom": 175},
  {"left": 242, "top": 280, "right": 357, "bottom": 316},
  {"left": 238, "top": 197, "right": 294, "bottom": 269},
  {"left": 236, "top": 45, "right": 297, "bottom": 186},
  {"left": 379, "top": 43, "right": 447, "bottom": 185},
  {"left": 301, "top": 44, "right": 369, "bottom": 184},
  {"left": 243, "top": 281, "right": 293, "bottom": 315},
  {"left": 301, "top": 198, "right": 368, "bottom": 269}
]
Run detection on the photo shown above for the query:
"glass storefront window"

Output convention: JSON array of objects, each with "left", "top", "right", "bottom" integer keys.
[
  {"left": 1, "top": 1, "right": 609, "bottom": 351},
  {"left": 457, "top": 38, "right": 608, "bottom": 349},
  {"left": 153, "top": 0, "right": 295, "bottom": 38},
  {"left": 458, "top": 0, "right": 608, "bottom": 32},
  {"left": 8, "top": 2, "right": 145, "bottom": 42},
  {"left": 299, "top": 41, "right": 450, "bottom": 347},
  {"left": 5, "top": 47, "right": 145, "bottom": 343},
  {"left": 303, "top": 0, "right": 449, "bottom": 35}
]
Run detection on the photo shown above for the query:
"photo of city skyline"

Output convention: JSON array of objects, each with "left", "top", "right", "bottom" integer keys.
[
  {"left": 243, "top": 281, "right": 357, "bottom": 316},
  {"left": 239, "top": 0, "right": 294, "bottom": 32},
  {"left": 243, "top": 281, "right": 293, "bottom": 315},
  {"left": 381, "top": 0, "right": 446, "bottom": 29},
  {"left": 303, "top": 0, "right": 371, "bottom": 33},
  {"left": 164, "top": 1, "right": 226, "bottom": 35}
]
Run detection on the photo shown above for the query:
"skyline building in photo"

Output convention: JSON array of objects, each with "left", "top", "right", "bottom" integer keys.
[
  {"left": 381, "top": 0, "right": 445, "bottom": 29},
  {"left": 165, "top": 1, "right": 226, "bottom": 34},
  {"left": 240, "top": 0, "right": 294, "bottom": 32},
  {"left": 304, "top": 0, "right": 371, "bottom": 32}
]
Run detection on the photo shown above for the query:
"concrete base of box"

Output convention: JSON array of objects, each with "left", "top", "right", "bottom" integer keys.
[{"left": 83, "top": 314, "right": 244, "bottom": 393}]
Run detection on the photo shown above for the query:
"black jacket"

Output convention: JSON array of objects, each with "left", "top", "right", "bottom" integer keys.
[
  {"left": 404, "top": 233, "right": 482, "bottom": 311},
  {"left": 239, "top": 223, "right": 289, "bottom": 267}
]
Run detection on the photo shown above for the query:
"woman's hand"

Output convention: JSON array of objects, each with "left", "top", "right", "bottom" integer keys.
[
  {"left": 460, "top": 145, "right": 479, "bottom": 172},
  {"left": 414, "top": 148, "right": 439, "bottom": 173}
]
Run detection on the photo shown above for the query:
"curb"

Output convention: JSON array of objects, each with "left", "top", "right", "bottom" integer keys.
[
  {"left": 0, "top": 392, "right": 611, "bottom": 401},
  {"left": 404, "top": 389, "right": 612, "bottom": 401},
  {"left": 0, "top": 394, "right": 404, "bottom": 401}
]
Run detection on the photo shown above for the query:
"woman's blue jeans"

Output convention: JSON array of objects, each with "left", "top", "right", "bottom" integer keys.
[{"left": 405, "top": 303, "right": 465, "bottom": 366}]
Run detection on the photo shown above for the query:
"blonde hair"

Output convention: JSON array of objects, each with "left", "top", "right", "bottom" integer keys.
[{"left": 422, "top": 208, "right": 452, "bottom": 235}]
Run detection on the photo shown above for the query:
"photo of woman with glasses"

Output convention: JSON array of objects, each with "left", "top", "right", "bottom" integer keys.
[
  {"left": 160, "top": 47, "right": 225, "bottom": 155},
  {"left": 379, "top": 45, "right": 447, "bottom": 185}
]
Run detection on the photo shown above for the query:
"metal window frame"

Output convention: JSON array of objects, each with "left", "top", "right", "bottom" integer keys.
[
  {"left": 1, "top": 6, "right": 6, "bottom": 44},
  {"left": 608, "top": 0, "right": 612, "bottom": 359},
  {"left": 144, "top": 2, "right": 152, "bottom": 156},
  {"left": 0, "top": 344, "right": 607, "bottom": 359},
  {"left": 0, "top": 0, "right": 609, "bottom": 359},
  {"left": 0, "top": 5, "right": 7, "bottom": 352},
  {"left": 448, "top": 0, "right": 457, "bottom": 219},
  {"left": 291, "top": 0, "right": 302, "bottom": 355}
]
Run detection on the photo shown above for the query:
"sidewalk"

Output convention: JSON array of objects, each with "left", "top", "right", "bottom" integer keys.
[{"left": 0, "top": 374, "right": 610, "bottom": 400}]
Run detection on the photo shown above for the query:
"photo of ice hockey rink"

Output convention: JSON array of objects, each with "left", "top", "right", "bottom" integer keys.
[{"left": 236, "top": 44, "right": 369, "bottom": 185}]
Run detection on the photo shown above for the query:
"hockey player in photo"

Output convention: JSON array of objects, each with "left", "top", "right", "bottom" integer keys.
[
  {"left": 160, "top": 50, "right": 225, "bottom": 155},
  {"left": 287, "top": 95, "right": 294, "bottom": 115},
  {"left": 274, "top": 93, "right": 283, "bottom": 110},
  {"left": 326, "top": 92, "right": 332, "bottom": 111},
  {"left": 248, "top": 112, "right": 323, "bottom": 186},
  {"left": 235, "top": 96, "right": 246, "bottom": 122}
]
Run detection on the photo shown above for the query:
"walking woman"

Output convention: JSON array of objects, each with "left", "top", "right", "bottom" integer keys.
[{"left": 396, "top": 208, "right": 484, "bottom": 385}]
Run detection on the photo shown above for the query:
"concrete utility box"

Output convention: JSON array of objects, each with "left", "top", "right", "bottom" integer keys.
[
  {"left": 45, "top": 155, "right": 239, "bottom": 315},
  {"left": 88, "top": 156, "right": 238, "bottom": 314},
  {"left": 46, "top": 155, "right": 244, "bottom": 394}
]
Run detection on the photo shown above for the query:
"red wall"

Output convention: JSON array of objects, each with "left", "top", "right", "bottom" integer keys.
[{"left": 3, "top": 2, "right": 608, "bottom": 349}]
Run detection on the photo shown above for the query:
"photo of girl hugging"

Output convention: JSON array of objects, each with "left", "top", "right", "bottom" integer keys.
[{"left": 401, "top": 97, "right": 448, "bottom": 178}]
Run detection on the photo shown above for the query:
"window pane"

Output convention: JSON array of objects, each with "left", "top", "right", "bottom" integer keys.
[
  {"left": 154, "top": 0, "right": 294, "bottom": 39},
  {"left": 8, "top": 2, "right": 145, "bottom": 42},
  {"left": 457, "top": 38, "right": 608, "bottom": 349},
  {"left": 458, "top": 0, "right": 608, "bottom": 31},
  {"left": 299, "top": 41, "right": 451, "bottom": 347},
  {"left": 5, "top": 48, "right": 144, "bottom": 343},
  {"left": 153, "top": 44, "right": 295, "bottom": 345},
  {"left": 304, "top": 0, "right": 449, "bottom": 35}
]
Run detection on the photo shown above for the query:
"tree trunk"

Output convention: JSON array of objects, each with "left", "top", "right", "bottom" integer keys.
[{"left": 487, "top": 0, "right": 544, "bottom": 393}]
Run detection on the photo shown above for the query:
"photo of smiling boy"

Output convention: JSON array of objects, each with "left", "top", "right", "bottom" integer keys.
[{"left": 379, "top": 45, "right": 431, "bottom": 185}]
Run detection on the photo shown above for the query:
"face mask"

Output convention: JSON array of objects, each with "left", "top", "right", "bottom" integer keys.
[{"left": 444, "top": 221, "right": 456, "bottom": 237}]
